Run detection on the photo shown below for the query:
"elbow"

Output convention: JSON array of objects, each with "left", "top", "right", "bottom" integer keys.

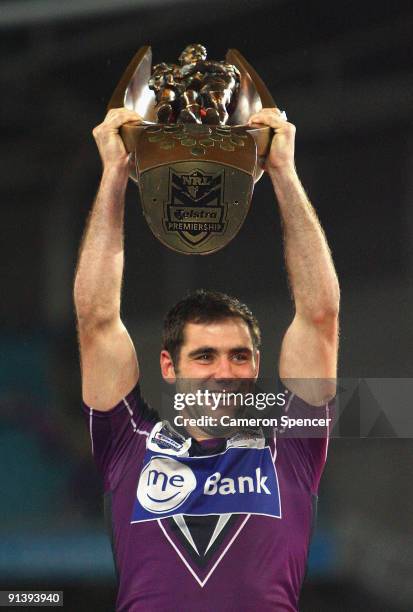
[
  {"left": 75, "top": 300, "right": 118, "bottom": 326},
  {"left": 74, "top": 286, "right": 118, "bottom": 332},
  {"left": 302, "top": 290, "right": 340, "bottom": 328},
  {"left": 309, "top": 303, "right": 340, "bottom": 326},
  {"left": 296, "top": 278, "right": 340, "bottom": 326},
  {"left": 311, "top": 281, "right": 341, "bottom": 325},
  {"left": 75, "top": 308, "right": 119, "bottom": 336}
]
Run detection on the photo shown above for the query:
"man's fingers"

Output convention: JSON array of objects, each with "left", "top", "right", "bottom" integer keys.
[
  {"left": 106, "top": 107, "right": 142, "bottom": 119},
  {"left": 248, "top": 107, "right": 289, "bottom": 129},
  {"left": 93, "top": 108, "right": 145, "bottom": 139},
  {"left": 94, "top": 108, "right": 144, "bottom": 132},
  {"left": 255, "top": 107, "right": 286, "bottom": 118},
  {"left": 104, "top": 108, "right": 144, "bottom": 128},
  {"left": 248, "top": 117, "right": 293, "bottom": 131}
]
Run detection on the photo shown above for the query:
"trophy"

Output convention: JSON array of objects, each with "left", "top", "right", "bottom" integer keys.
[{"left": 108, "top": 44, "right": 276, "bottom": 255}]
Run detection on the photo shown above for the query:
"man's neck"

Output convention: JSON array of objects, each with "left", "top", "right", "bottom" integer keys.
[{"left": 185, "top": 424, "right": 216, "bottom": 442}]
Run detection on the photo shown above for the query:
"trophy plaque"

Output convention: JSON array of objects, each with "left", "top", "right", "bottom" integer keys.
[{"left": 108, "top": 44, "right": 276, "bottom": 255}]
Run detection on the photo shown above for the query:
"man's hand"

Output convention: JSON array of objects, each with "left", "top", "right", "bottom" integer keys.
[
  {"left": 92, "top": 108, "right": 144, "bottom": 170},
  {"left": 248, "top": 107, "right": 295, "bottom": 176}
]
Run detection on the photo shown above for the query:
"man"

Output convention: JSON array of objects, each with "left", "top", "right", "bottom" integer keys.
[{"left": 74, "top": 106, "right": 339, "bottom": 611}]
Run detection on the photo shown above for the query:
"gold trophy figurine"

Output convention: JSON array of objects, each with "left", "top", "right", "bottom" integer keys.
[{"left": 108, "top": 44, "right": 276, "bottom": 255}]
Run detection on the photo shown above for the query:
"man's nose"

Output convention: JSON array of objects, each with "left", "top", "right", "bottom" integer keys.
[{"left": 213, "top": 357, "right": 235, "bottom": 381}]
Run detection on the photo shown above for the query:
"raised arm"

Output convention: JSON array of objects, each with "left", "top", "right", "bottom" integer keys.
[
  {"left": 248, "top": 108, "right": 340, "bottom": 405},
  {"left": 74, "top": 108, "right": 143, "bottom": 410}
]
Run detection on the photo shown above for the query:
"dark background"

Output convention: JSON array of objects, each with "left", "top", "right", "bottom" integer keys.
[{"left": 1, "top": 0, "right": 413, "bottom": 610}]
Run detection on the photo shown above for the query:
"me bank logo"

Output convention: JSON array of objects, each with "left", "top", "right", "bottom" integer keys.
[
  {"left": 137, "top": 456, "right": 197, "bottom": 513},
  {"left": 131, "top": 447, "right": 281, "bottom": 523}
]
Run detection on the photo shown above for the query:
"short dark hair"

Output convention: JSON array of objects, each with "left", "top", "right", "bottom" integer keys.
[{"left": 162, "top": 289, "right": 261, "bottom": 366}]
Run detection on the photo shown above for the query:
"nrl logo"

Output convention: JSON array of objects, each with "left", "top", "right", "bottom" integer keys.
[{"left": 163, "top": 168, "right": 227, "bottom": 247}]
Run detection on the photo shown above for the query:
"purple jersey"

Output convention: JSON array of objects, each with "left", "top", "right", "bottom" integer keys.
[{"left": 83, "top": 385, "right": 333, "bottom": 611}]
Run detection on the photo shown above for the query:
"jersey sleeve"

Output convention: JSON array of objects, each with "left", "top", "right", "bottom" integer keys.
[
  {"left": 82, "top": 384, "right": 159, "bottom": 491},
  {"left": 277, "top": 386, "right": 335, "bottom": 494}
]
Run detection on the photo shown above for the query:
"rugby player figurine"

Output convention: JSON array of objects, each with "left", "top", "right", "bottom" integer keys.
[
  {"left": 74, "top": 106, "right": 340, "bottom": 611},
  {"left": 148, "top": 44, "right": 241, "bottom": 125}
]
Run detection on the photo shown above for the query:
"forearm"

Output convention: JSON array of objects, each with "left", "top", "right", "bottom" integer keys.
[
  {"left": 74, "top": 164, "right": 129, "bottom": 326},
  {"left": 270, "top": 166, "right": 340, "bottom": 322}
]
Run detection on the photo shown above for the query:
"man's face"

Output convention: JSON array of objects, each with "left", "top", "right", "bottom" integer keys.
[
  {"left": 161, "top": 317, "right": 260, "bottom": 432},
  {"left": 166, "top": 317, "right": 258, "bottom": 380}
]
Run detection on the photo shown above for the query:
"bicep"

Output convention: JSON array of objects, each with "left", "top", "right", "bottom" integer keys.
[
  {"left": 78, "top": 319, "right": 139, "bottom": 410},
  {"left": 279, "top": 313, "right": 338, "bottom": 405}
]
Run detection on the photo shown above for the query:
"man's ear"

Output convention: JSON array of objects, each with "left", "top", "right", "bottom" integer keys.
[
  {"left": 254, "top": 349, "right": 260, "bottom": 379},
  {"left": 160, "top": 350, "right": 177, "bottom": 384}
]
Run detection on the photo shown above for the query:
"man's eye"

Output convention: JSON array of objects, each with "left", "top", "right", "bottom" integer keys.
[
  {"left": 233, "top": 353, "right": 248, "bottom": 362},
  {"left": 197, "top": 354, "right": 212, "bottom": 361}
]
